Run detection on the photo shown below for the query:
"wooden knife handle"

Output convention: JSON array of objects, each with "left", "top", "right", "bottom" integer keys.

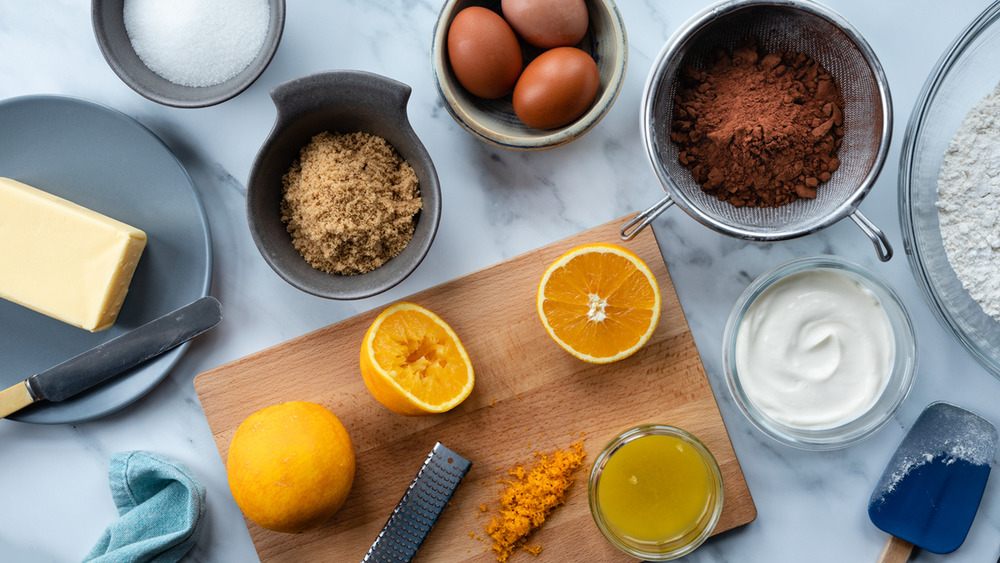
[{"left": 877, "top": 535, "right": 913, "bottom": 563}]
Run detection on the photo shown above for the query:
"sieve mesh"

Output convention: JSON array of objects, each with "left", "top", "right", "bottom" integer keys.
[{"left": 644, "top": 2, "right": 889, "bottom": 239}]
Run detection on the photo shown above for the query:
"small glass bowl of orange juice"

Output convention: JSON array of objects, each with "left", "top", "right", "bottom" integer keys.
[{"left": 588, "top": 424, "right": 724, "bottom": 560}]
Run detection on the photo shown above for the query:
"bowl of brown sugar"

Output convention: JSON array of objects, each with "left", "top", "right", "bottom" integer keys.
[
  {"left": 620, "top": 0, "right": 894, "bottom": 261},
  {"left": 247, "top": 71, "right": 441, "bottom": 300}
]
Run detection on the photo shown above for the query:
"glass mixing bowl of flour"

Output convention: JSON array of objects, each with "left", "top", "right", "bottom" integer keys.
[{"left": 899, "top": 0, "right": 1000, "bottom": 378}]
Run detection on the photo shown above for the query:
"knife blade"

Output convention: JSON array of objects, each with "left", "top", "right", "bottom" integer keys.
[{"left": 0, "top": 295, "right": 222, "bottom": 419}]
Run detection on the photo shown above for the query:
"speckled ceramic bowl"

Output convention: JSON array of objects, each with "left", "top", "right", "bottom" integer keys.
[
  {"left": 92, "top": 0, "right": 285, "bottom": 108},
  {"left": 431, "top": 0, "right": 627, "bottom": 150},
  {"left": 246, "top": 71, "right": 441, "bottom": 300}
]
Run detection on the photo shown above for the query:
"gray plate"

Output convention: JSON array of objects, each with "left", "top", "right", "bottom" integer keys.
[{"left": 0, "top": 95, "right": 212, "bottom": 424}]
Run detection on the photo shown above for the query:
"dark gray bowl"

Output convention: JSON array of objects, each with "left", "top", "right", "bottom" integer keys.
[
  {"left": 91, "top": 0, "right": 285, "bottom": 108},
  {"left": 247, "top": 71, "right": 441, "bottom": 300}
]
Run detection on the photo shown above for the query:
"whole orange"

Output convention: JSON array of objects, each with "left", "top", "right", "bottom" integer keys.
[{"left": 226, "top": 401, "right": 355, "bottom": 533}]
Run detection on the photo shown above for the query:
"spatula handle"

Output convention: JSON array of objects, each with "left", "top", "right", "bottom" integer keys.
[{"left": 877, "top": 536, "right": 913, "bottom": 563}]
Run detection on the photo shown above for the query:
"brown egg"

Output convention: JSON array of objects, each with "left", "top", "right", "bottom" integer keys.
[
  {"left": 513, "top": 47, "right": 600, "bottom": 130},
  {"left": 501, "top": 0, "right": 589, "bottom": 49},
  {"left": 447, "top": 7, "right": 523, "bottom": 99}
]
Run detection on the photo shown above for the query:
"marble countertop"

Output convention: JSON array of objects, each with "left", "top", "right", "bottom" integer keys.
[{"left": 3, "top": 1, "right": 1000, "bottom": 561}]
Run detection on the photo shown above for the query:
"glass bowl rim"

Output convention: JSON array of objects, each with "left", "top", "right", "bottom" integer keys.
[{"left": 898, "top": 0, "right": 1000, "bottom": 377}]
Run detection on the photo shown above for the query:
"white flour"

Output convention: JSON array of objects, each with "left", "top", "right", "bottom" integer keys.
[{"left": 937, "top": 82, "right": 1000, "bottom": 321}]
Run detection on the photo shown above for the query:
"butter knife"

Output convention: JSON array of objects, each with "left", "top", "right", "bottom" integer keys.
[{"left": 0, "top": 296, "right": 222, "bottom": 419}]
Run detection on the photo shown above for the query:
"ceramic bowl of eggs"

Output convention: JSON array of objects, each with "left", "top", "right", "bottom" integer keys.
[
  {"left": 431, "top": 0, "right": 628, "bottom": 150},
  {"left": 92, "top": 0, "right": 285, "bottom": 108}
]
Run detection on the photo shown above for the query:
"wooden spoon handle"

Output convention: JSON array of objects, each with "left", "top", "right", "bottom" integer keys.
[{"left": 877, "top": 535, "right": 914, "bottom": 563}]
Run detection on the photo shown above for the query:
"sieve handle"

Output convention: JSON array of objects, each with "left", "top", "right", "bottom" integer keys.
[
  {"left": 850, "top": 211, "right": 893, "bottom": 262},
  {"left": 619, "top": 195, "right": 675, "bottom": 241}
]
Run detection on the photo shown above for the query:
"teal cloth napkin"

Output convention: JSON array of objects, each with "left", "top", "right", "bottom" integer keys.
[{"left": 84, "top": 451, "right": 206, "bottom": 563}]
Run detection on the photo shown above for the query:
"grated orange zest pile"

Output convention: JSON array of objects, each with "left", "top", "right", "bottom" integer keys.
[{"left": 484, "top": 441, "right": 586, "bottom": 562}]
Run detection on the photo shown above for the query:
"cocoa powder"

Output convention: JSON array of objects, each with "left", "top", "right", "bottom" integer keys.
[{"left": 670, "top": 41, "right": 844, "bottom": 207}]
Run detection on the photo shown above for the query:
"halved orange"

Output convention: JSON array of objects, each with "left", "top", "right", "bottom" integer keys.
[
  {"left": 537, "top": 243, "right": 661, "bottom": 364},
  {"left": 360, "top": 302, "right": 474, "bottom": 415}
]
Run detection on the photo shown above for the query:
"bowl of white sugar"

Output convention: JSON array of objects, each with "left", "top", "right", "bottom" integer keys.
[
  {"left": 92, "top": 0, "right": 285, "bottom": 108},
  {"left": 900, "top": 1, "right": 1000, "bottom": 379}
]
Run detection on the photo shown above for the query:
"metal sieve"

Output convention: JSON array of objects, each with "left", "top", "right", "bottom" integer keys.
[{"left": 621, "top": 0, "right": 893, "bottom": 261}]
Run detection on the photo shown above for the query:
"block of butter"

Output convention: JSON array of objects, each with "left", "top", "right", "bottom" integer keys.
[{"left": 0, "top": 177, "right": 147, "bottom": 331}]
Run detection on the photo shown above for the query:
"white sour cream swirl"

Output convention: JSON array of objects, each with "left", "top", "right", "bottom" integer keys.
[{"left": 734, "top": 269, "right": 894, "bottom": 429}]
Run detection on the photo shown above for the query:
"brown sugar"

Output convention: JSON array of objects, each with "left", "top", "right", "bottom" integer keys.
[
  {"left": 484, "top": 441, "right": 586, "bottom": 562},
  {"left": 280, "top": 131, "right": 421, "bottom": 275}
]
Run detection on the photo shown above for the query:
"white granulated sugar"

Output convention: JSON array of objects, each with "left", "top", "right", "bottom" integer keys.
[
  {"left": 937, "top": 81, "right": 1000, "bottom": 321},
  {"left": 124, "top": 0, "right": 270, "bottom": 87}
]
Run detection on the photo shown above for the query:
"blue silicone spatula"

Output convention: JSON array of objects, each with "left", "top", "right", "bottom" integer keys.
[{"left": 868, "top": 402, "right": 998, "bottom": 562}]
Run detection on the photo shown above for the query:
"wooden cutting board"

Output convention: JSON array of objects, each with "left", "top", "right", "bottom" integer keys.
[{"left": 194, "top": 216, "right": 757, "bottom": 562}]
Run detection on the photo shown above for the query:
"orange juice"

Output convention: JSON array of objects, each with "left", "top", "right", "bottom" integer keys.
[{"left": 589, "top": 426, "right": 722, "bottom": 559}]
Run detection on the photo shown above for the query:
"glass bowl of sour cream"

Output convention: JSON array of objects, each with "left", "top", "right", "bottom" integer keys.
[{"left": 722, "top": 255, "right": 917, "bottom": 450}]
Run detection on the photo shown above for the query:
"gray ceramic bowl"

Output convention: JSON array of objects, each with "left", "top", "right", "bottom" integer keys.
[
  {"left": 431, "top": 0, "right": 628, "bottom": 150},
  {"left": 91, "top": 0, "right": 285, "bottom": 108},
  {"left": 246, "top": 71, "right": 441, "bottom": 300}
]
